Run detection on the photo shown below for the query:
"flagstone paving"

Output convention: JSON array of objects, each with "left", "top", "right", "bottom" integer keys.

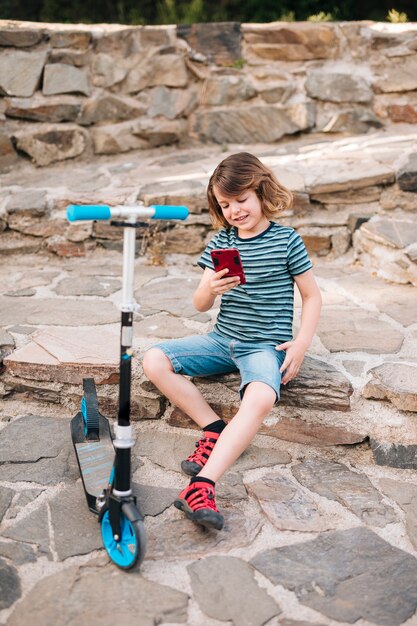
[{"left": 1, "top": 135, "right": 417, "bottom": 626}]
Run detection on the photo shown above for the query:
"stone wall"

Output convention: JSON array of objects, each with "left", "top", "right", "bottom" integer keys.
[{"left": 1, "top": 20, "right": 417, "bottom": 169}]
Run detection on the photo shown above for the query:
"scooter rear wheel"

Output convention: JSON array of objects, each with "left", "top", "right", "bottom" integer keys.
[{"left": 100, "top": 503, "right": 146, "bottom": 570}]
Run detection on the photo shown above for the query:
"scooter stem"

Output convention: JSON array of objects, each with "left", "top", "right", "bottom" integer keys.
[
  {"left": 113, "top": 218, "right": 137, "bottom": 495},
  {"left": 121, "top": 218, "right": 137, "bottom": 313}
]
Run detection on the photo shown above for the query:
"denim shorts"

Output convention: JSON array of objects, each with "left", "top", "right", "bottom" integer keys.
[{"left": 153, "top": 331, "right": 285, "bottom": 402}]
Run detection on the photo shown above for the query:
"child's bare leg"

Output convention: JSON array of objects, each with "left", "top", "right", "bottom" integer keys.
[
  {"left": 143, "top": 347, "right": 220, "bottom": 429},
  {"left": 197, "top": 382, "right": 276, "bottom": 482}
]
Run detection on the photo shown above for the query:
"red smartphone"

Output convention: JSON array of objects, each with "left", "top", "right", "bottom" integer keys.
[{"left": 210, "top": 248, "right": 246, "bottom": 285}]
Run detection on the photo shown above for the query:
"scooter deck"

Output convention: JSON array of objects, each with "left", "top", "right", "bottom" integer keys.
[{"left": 71, "top": 412, "right": 114, "bottom": 514}]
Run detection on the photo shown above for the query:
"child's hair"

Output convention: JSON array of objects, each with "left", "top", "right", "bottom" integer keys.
[{"left": 207, "top": 152, "right": 293, "bottom": 229}]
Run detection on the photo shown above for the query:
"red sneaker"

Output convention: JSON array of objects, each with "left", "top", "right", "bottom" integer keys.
[
  {"left": 174, "top": 481, "right": 224, "bottom": 530},
  {"left": 181, "top": 431, "right": 221, "bottom": 476}
]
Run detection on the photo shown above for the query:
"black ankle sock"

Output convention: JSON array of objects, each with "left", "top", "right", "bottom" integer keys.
[
  {"left": 203, "top": 419, "right": 226, "bottom": 435},
  {"left": 190, "top": 476, "right": 215, "bottom": 487}
]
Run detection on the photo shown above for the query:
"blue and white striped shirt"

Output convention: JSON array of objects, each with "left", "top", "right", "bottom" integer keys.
[{"left": 198, "top": 222, "right": 313, "bottom": 345}]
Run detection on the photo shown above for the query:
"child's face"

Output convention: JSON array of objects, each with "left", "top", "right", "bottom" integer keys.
[{"left": 214, "top": 186, "right": 269, "bottom": 236}]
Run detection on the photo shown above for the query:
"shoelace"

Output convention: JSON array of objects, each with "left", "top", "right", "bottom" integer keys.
[
  {"left": 186, "top": 436, "right": 217, "bottom": 465},
  {"left": 187, "top": 485, "right": 219, "bottom": 512}
]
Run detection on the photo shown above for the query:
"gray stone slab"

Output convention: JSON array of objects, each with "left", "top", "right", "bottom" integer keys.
[
  {"left": 0, "top": 487, "right": 14, "bottom": 522},
  {"left": 193, "top": 104, "right": 304, "bottom": 144},
  {"left": 0, "top": 28, "right": 43, "bottom": 48},
  {"left": 7, "top": 564, "right": 188, "bottom": 626},
  {"left": 292, "top": 460, "right": 397, "bottom": 527},
  {"left": 7, "top": 325, "right": 37, "bottom": 335},
  {"left": 14, "top": 126, "right": 88, "bottom": 167},
  {"left": 49, "top": 483, "right": 104, "bottom": 560},
  {"left": 132, "top": 482, "right": 178, "bottom": 517},
  {"left": 217, "top": 471, "right": 248, "bottom": 502},
  {"left": 5, "top": 95, "right": 81, "bottom": 123},
  {"left": 137, "top": 277, "right": 201, "bottom": 318},
  {"left": 2, "top": 506, "right": 51, "bottom": 558},
  {"left": 198, "top": 355, "right": 353, "bottom": 413},
  {"left": 0, "top": 296, "right": 119, "bottom": 326},
  {"left": 317, "top": 308, "right": 404, "bottom": 353},
  {"left": 188, "top": 556, "right": 280, "bottom": 626},
  {"left": 43, "top": 63, "right": 91, "bottom": 96},
  {"left": 0, "top": 329, "right": 14, "bottom": 348},
  {"left": 0, "top": 50, "right": 47, "bottom": 97},
  {"left": 0, "top": 540, "right": 36, "bottom": 566},
  {"left": 0, "top": 558, "right": 21, "bottom": 610},
  {"left": 5, "top": 489, "right": 44, "bottom": 520},
  {"left": 0, "top": 415, "right": 70, "bottom": 463},
  {"left": 363, "top": 362, "right": 417, "bottom": 411},
  {"left": 306, "top": 72, "right": 372, "bottom": 103},
  {"left": 0, "top": 416, "right": 78, "bottom": 485},
  {"left": 6, "top": 269, "right": 60, "bottom": 290},
  {"left": 54, "top": 275, "right": 122, "bottom": 296},
  {"left": 303, "top": 158, "right": 395, "bottom": 195},
  {"left": 246, "top": 473, "right": 334, "bottom": 532},
  {"left": 279, "top": 356, "right": 353, "bottom": 412},
  {"left": 379, "top": 478, "right": 417, "bottom": 550},
  {"left": 134, "top": 313, "right": 196, "bottom": 339},
  {"left": 134, "top": 264, "right": 168, "bottom": 288},
  {"left": 370, "top": 439, "right": 417, "bottom": 469},
  {"left": 0, "top": 448, "right": 77, "bottom": 485},
  {"left": 260, "top": 414, "right": 366, "bottom": 447},
  {"left": 5, "top": 189, "right": 48, "bottom": 215},
  {"left": 136, "top": 430, "right": 290, "bottom": 474},
  {"left": 251, "top": 527, "right": 417, "bottom": 625},
  {"left": 322, "top": 269, "right": 417, "bottom": 327},
  {"left": 361, "top": 217, "right": 417, "bottom": 249},
  {"left": 147, "top": 505, "right": 262, "bottom": 560}
]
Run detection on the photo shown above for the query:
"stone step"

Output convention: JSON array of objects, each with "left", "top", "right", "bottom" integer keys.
[
  {"left": 1, "top": 131, "right": 416, "bottom": 261},
  {"left": 2, "top": 326, "right": 353, "bottom": 423},
  {"left": 3, "top": 323, "right": 417, "bottom": 464},
  {"left": 1, "top": 233, "right": 417, "bottom": 467}
]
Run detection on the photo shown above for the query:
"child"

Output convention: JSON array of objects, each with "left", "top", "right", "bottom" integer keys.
[{"left": 143, "top": 152, "right": 322, "bottom": 531}]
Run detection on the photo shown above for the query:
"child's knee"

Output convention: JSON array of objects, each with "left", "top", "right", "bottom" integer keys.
[
  {"left": 242, "top": 381, "right": 277, "bottom": 413},
  {"left": 142, "top": 348, "right": 172, "bottom": 380}
]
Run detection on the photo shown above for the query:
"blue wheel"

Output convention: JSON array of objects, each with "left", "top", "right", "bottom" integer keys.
[{"left": 101, "top": 504, "right": 146, "bottom": 570}]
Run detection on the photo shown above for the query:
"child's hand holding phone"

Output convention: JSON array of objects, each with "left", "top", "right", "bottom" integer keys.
[
  {"left": 208, "top": 267, "right": 241, "bottom": 295},
  {"left": 208, "top": 248, "right": 246, "bottom": 296},
  {"left": 210, "top": 249, "right": 246, "bottom": 282}
]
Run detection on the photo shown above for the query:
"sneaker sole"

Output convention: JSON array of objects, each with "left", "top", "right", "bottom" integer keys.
[
  {"left": 174, "top": 498, "right": 224, "bottom": 531},
  {"left": 181, "top": 460, "right": 203, "bottom": 477}
]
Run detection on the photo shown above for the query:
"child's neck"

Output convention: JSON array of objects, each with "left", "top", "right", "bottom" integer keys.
[{"left": 237, "top": 218, "right": 270, "bottom": 239}]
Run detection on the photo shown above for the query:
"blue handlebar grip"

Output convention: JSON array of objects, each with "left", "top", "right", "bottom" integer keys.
[
  {"left": 151, "top": 205, "right": 189, "bottom": 220},
  {"left": 67, "top": 205, "right": 112, "bottom": 222}
]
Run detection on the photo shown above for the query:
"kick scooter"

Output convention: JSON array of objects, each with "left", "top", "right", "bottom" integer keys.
[{"left": 67, "top": 202, "right": 188, "bottom": 570}]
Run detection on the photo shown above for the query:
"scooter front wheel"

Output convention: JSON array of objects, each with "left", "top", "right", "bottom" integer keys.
[{"left": 100, "top": 503, "right": 147, "bottom": 570}]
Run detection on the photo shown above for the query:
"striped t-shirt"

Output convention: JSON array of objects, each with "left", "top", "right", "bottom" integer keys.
[{"left": 198, "top": 222, "right": 313, "bottom": 345}]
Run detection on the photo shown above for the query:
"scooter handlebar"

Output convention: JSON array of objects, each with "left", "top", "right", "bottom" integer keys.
[
  {"left": 67, "top": 205, "right": 112, "bottom": 222},
  {"left": 151, "top": 205, "right": 189, "bottom": 220},
  {"left": 67, "top": 204, "right": 189, "bottom": 222}
]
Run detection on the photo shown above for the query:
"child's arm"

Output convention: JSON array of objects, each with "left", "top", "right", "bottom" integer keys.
[
  {"left": 193, "top": 267, "right": 240, "bottom": 312},
  {"left": 276, "top": 269, "right": 322, "bottom": 385}
]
